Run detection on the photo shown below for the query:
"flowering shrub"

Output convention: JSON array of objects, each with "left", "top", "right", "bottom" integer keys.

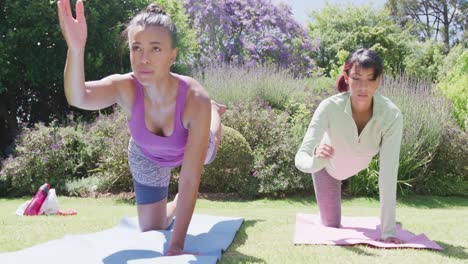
[
  {"left": 185, "top": 0, "right": 319, "bottom": 76},
  {"left": 0, "top": 122, "right": 101, "bottom": 196}
]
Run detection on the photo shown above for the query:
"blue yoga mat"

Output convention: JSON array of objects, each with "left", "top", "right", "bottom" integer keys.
[{"left": 0, "top": 214, "right": 244, "bottom": 264}]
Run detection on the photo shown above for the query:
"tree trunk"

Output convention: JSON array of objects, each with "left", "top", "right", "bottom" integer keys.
[
  {"left": 441, "top": 1, "right": 450, "bottom": 53},
  {"left": 0, "top": 92, "right": 19, "bottom": 158}
]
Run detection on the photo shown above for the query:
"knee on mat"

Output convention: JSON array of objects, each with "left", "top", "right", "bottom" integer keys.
[
  {"left": 139, "top": 222, "right": 166, "bottom": 232},
  {"left": 321, "top": 220, "right": 341, "bottom": 228}
]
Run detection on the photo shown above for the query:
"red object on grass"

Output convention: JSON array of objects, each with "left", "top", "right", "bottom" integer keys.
[{"left": 24, "top": 183, "right": 50, "bottom": 216}]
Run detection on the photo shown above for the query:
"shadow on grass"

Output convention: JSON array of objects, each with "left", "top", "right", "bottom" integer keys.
[
  {"left": 341, "top": 244, "right": 377, "bottom": 256},
  {"left": 220, "top": 219, "right": 267, "bottom": 264},
  {"left": 434, "top": 241, "right": 468, "bottom": 260},
  {"left": 114, "top": 198, "right": 135, "bottom": 205},
  {"left": 265, "top": 193, "right": 316, "bottom": 206},
  {"left": 397, "top": 195, "right": 468, "bottom": 209},
  {"left": 197, "top": 193, "right": 253, "bottom": 202}
]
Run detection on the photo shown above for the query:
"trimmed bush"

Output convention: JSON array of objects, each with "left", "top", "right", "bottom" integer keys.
[
  {"left": 424, "top": 124, "right": 468, "bottom": 196},
  {"left": 201, "top": 125, "right": 256, "bottom": 197}
]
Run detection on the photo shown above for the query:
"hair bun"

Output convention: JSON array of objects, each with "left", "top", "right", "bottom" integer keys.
[{"left": 146, "top": 4, "right": 166, "bottom": 15}]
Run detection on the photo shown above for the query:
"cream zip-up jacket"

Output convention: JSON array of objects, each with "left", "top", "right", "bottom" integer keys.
[{"left": 295, "top": 92, "right": 403, "bottom": 240}]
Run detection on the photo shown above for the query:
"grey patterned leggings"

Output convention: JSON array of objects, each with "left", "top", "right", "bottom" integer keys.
[
  {"left": 128, "top": 132, "right": 217, "bottom": 205},
  {"left": 312, "top": 168, "right": 342, "bottom": 227}
]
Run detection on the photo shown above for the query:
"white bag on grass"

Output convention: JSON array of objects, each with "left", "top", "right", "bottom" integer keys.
[{"left": 39, "top": 189, "right": 59, "bottom": 215}]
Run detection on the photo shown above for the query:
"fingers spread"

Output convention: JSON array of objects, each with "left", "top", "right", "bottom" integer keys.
[
  {"left": 61, "top": 0, "right": 72, "bottom": 17},
  {"left": 76, "top": 0, "right": 86, "bottom": 23},
  {"left": 57, "top": 1, "right": 66, "bottom": 29}
]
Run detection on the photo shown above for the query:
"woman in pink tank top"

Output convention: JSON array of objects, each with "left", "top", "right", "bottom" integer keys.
[{"left": 58, "top": 0, "right": 225, "bottom": 256}]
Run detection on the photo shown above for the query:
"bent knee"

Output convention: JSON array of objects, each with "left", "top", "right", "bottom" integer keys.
[
  {"left": 140, "top": 224, "right": 164, "bottom": 232},
  {"left": 139, "top": 221, "right": 167, "bottom": 232},
  {"left": 321, "top": 219, "right": 341, "bottom": 228}
]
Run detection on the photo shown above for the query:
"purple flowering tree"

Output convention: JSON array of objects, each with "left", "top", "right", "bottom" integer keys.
[{"left": 185, "top": 0, "right": 319, "bottom": 76}]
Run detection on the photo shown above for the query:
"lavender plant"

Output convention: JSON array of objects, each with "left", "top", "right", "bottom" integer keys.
[{"left": 194, "top": 63, "right": 334, "bottom": 108}]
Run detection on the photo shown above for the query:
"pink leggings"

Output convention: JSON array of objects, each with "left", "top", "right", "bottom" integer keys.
[{"left": 312, "top": 168, "right": 342, "bottom": 227}]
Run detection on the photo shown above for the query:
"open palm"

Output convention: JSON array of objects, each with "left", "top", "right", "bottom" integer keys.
[{"left": 57, "top": 0, "right": 87, "bottom": 50}]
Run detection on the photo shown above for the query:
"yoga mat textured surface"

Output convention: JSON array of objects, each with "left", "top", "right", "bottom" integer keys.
[
  {"left": 0, "top": 214, "right": 244, "bottom": 264},
  {"left": 294, "top": 213, "right": 442, "bottom": 250}
]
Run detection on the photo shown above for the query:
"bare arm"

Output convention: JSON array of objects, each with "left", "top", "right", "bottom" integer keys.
[
  {"left": 167, "top": 89, "right": 211, "bottom": 255},
  {"left": 58, "top": 0, "right": 122, "bottom": 110},
  {"left": 379, "top": 112, "right": 403, "bottom": 242}
]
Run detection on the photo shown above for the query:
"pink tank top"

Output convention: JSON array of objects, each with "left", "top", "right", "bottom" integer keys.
[{"left": 128, "top": 76, "right": 189, "bottom": 167}]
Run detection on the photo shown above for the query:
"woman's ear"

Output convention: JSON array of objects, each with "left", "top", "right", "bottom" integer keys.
[{"left": 171, "top": 48, "right": 178, "bottom": 65}]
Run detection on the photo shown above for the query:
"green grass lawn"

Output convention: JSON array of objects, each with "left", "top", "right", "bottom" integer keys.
[{"left": 1, "top": 195, "right": 467, "bottom": 263}]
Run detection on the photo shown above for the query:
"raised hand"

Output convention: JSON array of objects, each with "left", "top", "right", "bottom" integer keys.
[{"left": 57, "top": 0, "right": 87, "bottom": 51}]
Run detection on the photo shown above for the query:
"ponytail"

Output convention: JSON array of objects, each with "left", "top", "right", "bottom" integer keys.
[{"left": 335, "top": 62, "right": 351, "bottom": 92}]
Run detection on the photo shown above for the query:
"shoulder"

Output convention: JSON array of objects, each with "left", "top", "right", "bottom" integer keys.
[
  {"left": 99, "top": 73, "right": 135, "bottom": 95},
  {"left": 176, "top": 74, "right": 210, "bottom": 103},
  {"left": 327, "top": 92, "right": 349, "bottom": 106},
  {"left": 374, "top": 93, "right": 402, "bottom": 120},
  {"left": 102, "top": 73, "right": 134, "bottom": 85},
  {"left": 316, "top": 92, "right": 348, "bottom": 112},
  {"left": 176, "top": 74, "right": 211, "bottom": 121},
  {"left": 105, "top": 73, "right": 135, "bottom": 114}
]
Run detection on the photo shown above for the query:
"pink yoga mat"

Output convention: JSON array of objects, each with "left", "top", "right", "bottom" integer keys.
[{"left": 294, "top": 213, "right": 443, "bottom": 250}]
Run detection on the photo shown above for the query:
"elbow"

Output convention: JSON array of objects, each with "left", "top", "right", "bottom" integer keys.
[
  {"left": 65, "top": 96, "right": 77, "bottom": 107},
  {"left": 294, "top": 155, "right": 301, "bottom": 171},
  {"left": 294, "top": 152, "right": 307, "bottom": 173},
  {"left": 66, "top": 97, "right": 83, "bottom": 108},
  {"left": 64, "top": 90, "right": 85, "bottom": 108}
]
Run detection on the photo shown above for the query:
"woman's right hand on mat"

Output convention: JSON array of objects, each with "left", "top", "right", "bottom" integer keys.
[
  {"left": 315, "top": 144, "right": 334, "bottom": 159},
  {"left": 57, "top": 0, "right": 87, "bottom": 51}
]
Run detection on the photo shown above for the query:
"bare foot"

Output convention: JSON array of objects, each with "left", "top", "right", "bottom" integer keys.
[{"left": 211, "top": 100, "right": 226, "bottom": 116}]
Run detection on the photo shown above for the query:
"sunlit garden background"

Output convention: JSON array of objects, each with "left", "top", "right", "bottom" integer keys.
[{"left": 0, "top": 0, "right": 467, "bottom": 261}]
